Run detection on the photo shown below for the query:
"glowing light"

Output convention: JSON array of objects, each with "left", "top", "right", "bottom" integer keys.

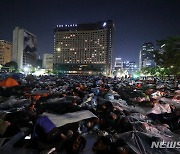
[
  {"left": 133, "top": 74, "right": 139, "bottom": 78},
  {"left": 23, "top": 67, "right": 29, "bottom": 72},
  {"left": 57, "top": 48, "right": 61, "bottom": 51},
  {"left": 103, "top": 22, "right": 107, "bottom": 27},
  {"left": 32, "top": 69, "right": 46, "bottom": 76}
]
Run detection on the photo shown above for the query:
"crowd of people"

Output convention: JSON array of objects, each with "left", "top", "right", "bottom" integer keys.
[{"left": 0, "top": 74, "right": 180, "bottom": 154}]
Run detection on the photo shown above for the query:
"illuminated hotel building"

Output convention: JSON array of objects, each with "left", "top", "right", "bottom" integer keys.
[
  {"left": 0, "top": 40, "right": 12, "bottom": 65},
  {"left": 54, "top": 20, "right": 114, "bottom": 75}
]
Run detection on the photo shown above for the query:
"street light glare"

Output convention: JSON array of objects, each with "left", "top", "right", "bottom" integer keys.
[{"left": 24, "top": 67, "right": 29, "bottom": 72}]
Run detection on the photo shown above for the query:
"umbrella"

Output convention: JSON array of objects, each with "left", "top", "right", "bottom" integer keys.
[{"left": 0, "top": 77, "right": 19, "bottom": 88}]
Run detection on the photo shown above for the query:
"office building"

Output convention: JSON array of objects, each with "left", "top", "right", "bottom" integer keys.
[
  {"left": 123, "top": 61, "right": 138, "bottom": 75},
  {"left": 139, "top": 42, "right": 155, "bottom": 70},
  {"left": 36, "top": 56, "right": 42, "bottom": 69},
  {"left": 12, "top": 27, "right": 37, "bottom": 70},
  {"left": 114, "top": 58, "right": 123, "bottom": 70},
  {"left": 0, "top": 40, "right": 12, "bottom": 65},
  {"left": 54, "top": 20, "right": 114, "bottom": 75},
  {"left": 43, "top": 53, "right": 53, "bottom": 69}
]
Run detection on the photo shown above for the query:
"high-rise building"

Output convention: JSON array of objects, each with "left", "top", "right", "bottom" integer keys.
[
  {"left": 43, "top": 53, "right": 53, "bottom": 69},
  {"left": 53, "top": 20, "right": 114, "bottom": 75},
  {"left": 114, "top": 58, "right": 123, "bottom": 70},
  {"left": 0, "top": 40, "right": 12, "bottom": 65},
  {"left": 139, "top": 42, "right": 155, "bottom": 70},
  {"left": 36, "top": 56, "right": 42, "bottom": 69},
  {"left": 123, "top": 61, "right": 138, "bottom": 75},
  {"left": 12, "top": 27, "right": 37, "bottom": 70}
]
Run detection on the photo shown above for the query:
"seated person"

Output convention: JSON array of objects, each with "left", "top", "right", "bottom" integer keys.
[
  {"left": 0, "top": 118, "right": 20, "bottom": 137},
  {"left": 78, "top": 118, "right": 99, "bottom": 134},
  {"left": 4, "top": 103, "right": 37, "bottom": 128},
  {"left": 31, "top": 115, "right": 73, "bottom": 152},
  {"left": 92, "top": 136, "right": 133, "bottom": 154},
  {"left": 32, "top": 115, "right": 73, "bottom": 144},
  {"left": 64, "top": 132, "right": 86, "bottom": 154},
  {"left": 107, "top": 113, "right": 133, "bottom": 133}
]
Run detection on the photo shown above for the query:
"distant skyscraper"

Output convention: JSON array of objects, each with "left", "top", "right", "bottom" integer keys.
[
  {"left": 54, "top": 20, "right": 114, "bottom": 75},
  {"left": 114, "top": 58, "right": 123, "bottom": 70},
  {"left": 123, "top": 61, "right": 138, "bottom": 75},
  {"left": 12, "top": 27, "right": 37, "bottom": 70},
  {"left": 36, "top": 56, "right": 42, "bottom": 68},
  {"left": 139, "top": 42, "right": 155, "bottom": 70},
  {"left": 0, "top": 40, "right": 12, "bottom": 65},
  {"left": 43, "top": 53, "right": 53, "bottom": 69}
]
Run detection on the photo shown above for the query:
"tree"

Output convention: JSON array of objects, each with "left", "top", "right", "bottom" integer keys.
[
  {"left": 46, "top": 69, "right": 53, "bottom": 75},
  {"left": 140, "top": 67, "right": 171, "bottom": 80},
  {"left": 154, "top": 36, "right": 180, "bottom": 86},
  {"left": 1, "top": 61, "right": 18, "bottom": 72},
  {"left": 153, "top": 67, "right": 170, "bottom": 79}
]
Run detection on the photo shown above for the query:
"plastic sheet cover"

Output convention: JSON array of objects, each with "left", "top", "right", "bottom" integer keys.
[
  {"left": 160, "top": 97, "right": 180, "bottom": 109},
  {"left": 0, "top": 98, "right": 30, "bottom": 110},
  {"left": 43, "top": 110, "right": 97, "bottom": 127},
  {"left": 114, "top": 131, "right": 180, "bottom": 154},
  {"left": 132, "top": 122, "right": 174, "bottom": 138},
  {"left": 147, "top": 103, "right": 172, "bottom": 114},
  {"left": 110, "top": 99, "right": 145, "bottom": 114}
]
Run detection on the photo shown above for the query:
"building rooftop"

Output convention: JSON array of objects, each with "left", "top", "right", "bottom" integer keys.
[{"left": 54, "top": 20, "right": 113, "bottom": 32}]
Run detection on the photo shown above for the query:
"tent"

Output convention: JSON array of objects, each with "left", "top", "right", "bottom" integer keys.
[{"left": 0, "top": 77, "right": 19, "bottom": 88}]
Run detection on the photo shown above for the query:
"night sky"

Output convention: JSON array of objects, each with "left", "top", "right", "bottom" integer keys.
[{"left": 1, "top": 0, "right": 180, "bottom": 64}]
